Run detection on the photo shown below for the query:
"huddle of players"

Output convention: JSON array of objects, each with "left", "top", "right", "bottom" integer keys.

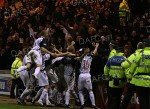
[{"left": 15, "top": 36, "right": 99, "bottom": 109}]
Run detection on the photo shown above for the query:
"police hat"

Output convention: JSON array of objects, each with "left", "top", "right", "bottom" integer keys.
[
  {"left": 137, "top": 42, "right": 144, "bottom": 49},
  {"left": 116, "top": 47, "right": 123, "bottom": 52},
  {"left": 143, "top": 38, "right": 150, "bottom": 44},
  {"left": 109, "top": 40, "right": 118, "bottom": 47}
]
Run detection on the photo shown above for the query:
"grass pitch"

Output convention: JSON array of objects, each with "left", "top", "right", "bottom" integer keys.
[
  {"left": 0, "top": 96, "right": 94, "bottom": 109},
  {"left": 0, "top": 102, "right": 82, "bottom": 109},
  {"left": 0, "top": 103, "right": 79, "bottom": 109},
  {"left": 0, "top": 103, "right": 44, "bottom": 109}
]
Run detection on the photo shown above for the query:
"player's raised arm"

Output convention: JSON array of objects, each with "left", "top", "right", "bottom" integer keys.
[
  {"left": 55, "top": 52, "right": 70, "bottom": 57},
  {"left": 51, "top": 44, "right": 62, "bottom": 54},
  {"left": 92, "top": 43, "right": 99, "bottom": 55},
  {"left": 41, "top": 47, "right": 70, "bottom": 57}
]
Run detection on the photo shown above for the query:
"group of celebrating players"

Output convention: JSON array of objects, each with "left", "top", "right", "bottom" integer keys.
[{"left": 14, "top": 36, "right": 99, "bottom": 109}]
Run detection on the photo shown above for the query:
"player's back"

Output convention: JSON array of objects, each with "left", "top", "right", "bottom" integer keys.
[{"left": 80, "top": 54, "right": 93, "bottom": 74}]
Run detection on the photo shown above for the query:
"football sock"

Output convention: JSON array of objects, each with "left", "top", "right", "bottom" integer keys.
[
  {"left": 65, "top": 91, "right": 70, "bottom": 105},
  {"left": 89, "top": 91, "right": 96, "bottom": 106},
  {"left": 79, "top": 91, "right": 84, "bottom": 105}
]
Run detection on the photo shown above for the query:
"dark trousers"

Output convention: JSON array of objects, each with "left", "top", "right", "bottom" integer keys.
[
  {"left": 10, "top": 79, "right": 17, "bottom": 98},
  {"left": 108, "top": 87, "right": 123, "bottom": 109},
  {"left": 16, "top": 78, "right": 25, "bottom": 97},
  {"left": 10, "top": 78, "right": 25, "bottom": 98},
  {"left": 137, "top": 86, "right": 150, "bottom": 109},
  {"left": 119, "top": 83, "right": 136, "bottom": 109}
]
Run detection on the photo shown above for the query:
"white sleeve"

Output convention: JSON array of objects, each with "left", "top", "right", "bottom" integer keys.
[
  {"left": 45, "top": 53, "right": 51, "bottom": 60},
  {"left": 52, "top": 57, "right": 64, "bottom": 64},
  {"left": 33, "top": 37, "right": 43, "bottom": 47},
  {"left": 63, "top": 28, "right": 71, "bottom": 40}
]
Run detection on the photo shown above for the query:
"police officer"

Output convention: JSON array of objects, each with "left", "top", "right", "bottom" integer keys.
[
  {"left": 128, "top": 39, "right": 150, "bottom": 109},
  {"left": 108, "top": 40, "right": 118, "bottom": 59},
  {"left": 10, "top": 51, "right": 25, "bottom": 98},
  {"left": 104, "top": 46, "right": 126, "bottom": 109},
  {"left": 119, "top": 42, "right": 144, "bottom": 109}
]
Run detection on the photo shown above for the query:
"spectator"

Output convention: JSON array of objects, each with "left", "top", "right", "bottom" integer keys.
[{"left": 0, "top": 1, "right": 149, "bottom": 109}]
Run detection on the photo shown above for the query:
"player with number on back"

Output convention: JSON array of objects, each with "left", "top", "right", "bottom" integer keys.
[{"left": 78, "top": 42, "right": 99, "bottom": 109}]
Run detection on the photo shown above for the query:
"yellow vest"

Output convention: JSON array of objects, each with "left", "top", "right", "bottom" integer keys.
[
  {"left": 11, "top": 57, "right": 22, "bottom": 79},
  {"left": 129, "top": 47, "right": 150, "bottom": 87},
  {"left": 119, "top": 0, "right": 130, "bottom": 18},
  {"left": 108, "top": 49, "right": 116, "bottom": 59}
]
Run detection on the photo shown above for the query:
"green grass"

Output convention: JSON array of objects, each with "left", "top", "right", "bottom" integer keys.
[
  {"left": 0, "top": 103, "right": 74, "bottom": 109},
  {"left": 0, "top": 103, "right": 79, "bottom": 109},
  {"left": 0, "top": 103, "right": 45, "bottom": 109}
]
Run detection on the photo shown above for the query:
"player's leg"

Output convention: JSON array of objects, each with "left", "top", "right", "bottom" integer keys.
[
  {"left": 20, "top": 71, "right": 26, "bottom": 88},
  {"left": 47, "top": 68, "right": 59, "bottom": 104},
  {"left": 44, "top": 85, "right": 55, "bottom": 107},
  {"left": 47, "top": 69, "right": 59, "bottom": 84},
  {"left": 64, "top": 75, "right": 71, "bottom": 107},
  {"left": 32, "top": 87, "right": 43, "bottom": 104},
  {"left": 78, "top": 74, "right": 85, "bottom": 108},
  {"left": 37, "top": 71, "right": 54, "bottom": 106},
  {"left": 30, "top": 50, "right": 42, "bottom": 78},
  {"left": 49, "top": 84, "right": 58, "bottom": 104},
  {"left": 54, "top": 66, "right": 66, "bottom": 106},
  {"left": 37, "top": 87, "right": 47, "bottom": 106},
  {"left": 64, "top": 73, "right": 79, "bottom": 107},
  {"left": 18, "top": 70, "right": 30, "bottom": 102},
  {"left": 70, "top": 73, "right": 79, "bottom": 101},
  {"left": 40, "top": 72, "right": 54, "bottom": 107},
  {"left": 85, "top": 74, "right": 98, "bottom": 109},
  {"left": 36, "top": 71, "right": 46, "bottom": 106},
  {"left": 55, "top": 83, "right": 65, "bottom": 106},
  {"left": 33, "top": 65, "right": 42, "bottom": 78}
]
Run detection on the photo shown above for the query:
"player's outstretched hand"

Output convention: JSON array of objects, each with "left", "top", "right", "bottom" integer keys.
[{"left": 95, "top": 43, "right": 99, "bottom": 47}]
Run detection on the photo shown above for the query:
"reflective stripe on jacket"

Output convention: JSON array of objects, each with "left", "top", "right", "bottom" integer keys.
[
  {"left": 104, "top": 52, "right": 126, "bottom": 88},
  {"left": 129, "top": 47, "right": 150, "bottom": 87},
  {"left": 121, "top": 49, "right": 143, "bottom": 80}
]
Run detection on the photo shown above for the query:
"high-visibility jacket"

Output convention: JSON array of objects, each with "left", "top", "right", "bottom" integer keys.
[
  {"left": 119, "top": 0, "right": 130, "bottom": 18},
  {"left": 108, "top": 49, "right": 116, "bottom": 59},
  {"left": 121, "top": 49, "right": 143, "bottom": 79},
  {"left": 104, "top": 52, "right": 126, "bottom": 88},
  {"left": 11, "top": 57, "right": 22, "bottom": 79},
  {"left": 129, "top": 47, "right": 150, "bottom": 87}
]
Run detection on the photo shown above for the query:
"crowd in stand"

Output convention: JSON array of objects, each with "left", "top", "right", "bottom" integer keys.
[
  {"left": 0, "top": 0, "right": 149, "bottom": 71},
  {"left": 0, "top": 0, "right": 149, "bottom": 109}
]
